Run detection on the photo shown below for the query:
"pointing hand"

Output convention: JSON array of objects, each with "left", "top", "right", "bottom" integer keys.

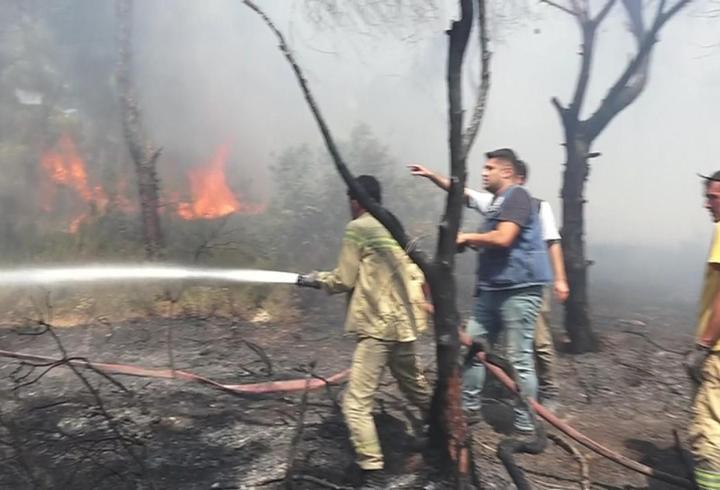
[{"left": 407, "top": 164, "right": 433, "bottom": 178}]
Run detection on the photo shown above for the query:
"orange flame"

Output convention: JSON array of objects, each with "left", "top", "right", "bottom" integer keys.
[
  {"left": 113, "top": 176, "right": 137, "bottom": 214},
  {"left": 40, "top": 134, "right": 108, "bottom": 231},
  {"left": 177, "top": 144, "right": 264, "bottom": 220}
]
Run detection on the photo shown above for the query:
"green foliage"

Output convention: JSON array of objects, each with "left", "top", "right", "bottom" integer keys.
[{"left": 265, "top": 123, "right": 443, "bottom": 272}]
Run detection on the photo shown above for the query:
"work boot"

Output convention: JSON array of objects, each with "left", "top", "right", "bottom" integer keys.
[{"left": 359, "top": 469, "right": 386, "bottom": 489}]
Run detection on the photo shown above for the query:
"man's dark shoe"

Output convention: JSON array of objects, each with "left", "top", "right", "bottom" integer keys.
[{"left": 359, "top": 469, "right": 386, "bottom": 489}]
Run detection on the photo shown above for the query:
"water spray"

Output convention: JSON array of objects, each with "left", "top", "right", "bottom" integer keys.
[{"left": 0, "top": 265, "right": 301, "bottom": 286}]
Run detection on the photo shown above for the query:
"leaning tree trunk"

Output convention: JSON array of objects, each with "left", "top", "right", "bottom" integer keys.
[
  {"left": 241, "top": 0, "right": 482, "bottom": 485},
  {"left": 116, "top": 0, "right": 165, "bottom": 260},
  {"left": 560, "top": 127, "right": 598, "bottom": 353}
]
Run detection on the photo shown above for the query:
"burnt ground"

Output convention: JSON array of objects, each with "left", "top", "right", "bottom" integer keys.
[{"left": 0, "top": 301, "right": 699, "bottom": 490}]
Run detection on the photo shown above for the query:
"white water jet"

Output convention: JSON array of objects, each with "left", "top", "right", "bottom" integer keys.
[{"left": 0, "top": 265, "right": 300, "bottom": 286}]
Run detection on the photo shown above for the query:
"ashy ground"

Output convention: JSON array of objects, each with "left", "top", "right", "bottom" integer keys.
[{"left": 0, "top": 302, "right": 698, "bottom": 489}]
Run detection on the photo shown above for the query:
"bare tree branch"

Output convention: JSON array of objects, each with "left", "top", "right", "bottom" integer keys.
[
  {"left": 240, "top": 0, "right": 431, "bottom": 274},
  {"left": 592, "top": 0, "right": 617, "bottom": 25},
  {"left": 0, "top": 413, "right": 41, "bottom": 489},
  {"left": 462, "top": 0, "right": 491, "bottom": 158},
  {"left": 551, "top": 96, "right": 566, "bottom": 115},
  {"left": 548, "top": 433, "right": 590, "bottom": 490},
  {"left": 584, "top": 0, "right": 691, "bottom": 139},
  {"left": 3, "top": 321, "right": 152, "bottom": 488},
  {"left": 567, "top": 22, "right": 596, "bottom": 119},
  {"left": 540, "top": 0, "right": 579, "bottom": 17},
  {"left": 283, "top": 366, "right": 313, "bottom": 489},
  {"left": 546, "top": 0, "right": 618, "bottom": 121}
]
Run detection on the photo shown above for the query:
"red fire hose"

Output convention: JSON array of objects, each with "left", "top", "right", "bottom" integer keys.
[
  {"left": 0, "top": 349, "right": 349, "bottom": 394},
  {"left": 0, "top": 349, "right": 693, "bottom": 488},
  {"left": 479, "top": 354, "right": 693, "bottom": 489}
]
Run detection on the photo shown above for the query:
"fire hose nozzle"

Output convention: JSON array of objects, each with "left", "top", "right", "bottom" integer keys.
[{"left": 296, "top": 273, "right": 321, "bottom": 289}]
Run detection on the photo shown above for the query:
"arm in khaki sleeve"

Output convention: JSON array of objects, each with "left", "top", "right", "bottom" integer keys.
[{"left": 316, "top": 228, "right": 362, "bottom": 294}]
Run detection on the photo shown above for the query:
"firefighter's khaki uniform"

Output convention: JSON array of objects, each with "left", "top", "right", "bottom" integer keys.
[
  {"left": 690, "top": 221, "right": 720, "bottom": 488},
  {"left": 534, "top": 288, "right": 558, "bottom": 395},
  {"left": 317, "top": 213, "right": 431, "bottom": 470}
]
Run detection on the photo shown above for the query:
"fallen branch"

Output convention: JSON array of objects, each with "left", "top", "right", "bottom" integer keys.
[
  {"left": 4, "top": 322, "right": 151, "bottom": 488},
  {"left": 0, "top": 413, "right": 41, "bottom": 489},
  {"left": 284, "top": 365, "right": 313, "bottom": 489},
  {"left": 36, "top": 324, "right": 150, "bottom": 485},
  {"left": 548, "top": 433, "right": 590, "bottom": 490},
  {"left": 244, "top": 340, "right": 274, "bottom": 376},
  {"left": 621, "top": 329, "right": 685, "bottom": 355},
  {"left": 309, "top": 370, "right": 342, "bottom": 412}
]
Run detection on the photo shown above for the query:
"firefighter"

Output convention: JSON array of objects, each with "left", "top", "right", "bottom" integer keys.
[{"left": 297, "top": 175, "right": 431, "bottom": 488}]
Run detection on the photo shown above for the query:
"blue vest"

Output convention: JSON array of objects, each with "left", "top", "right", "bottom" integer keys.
[{"left": 475, "top": 186, "right": 552, "bottom": 291}]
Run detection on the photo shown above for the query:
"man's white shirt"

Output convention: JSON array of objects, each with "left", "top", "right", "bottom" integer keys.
[{"left": 466, "top": 189, "right": 561, "bottom": 241}]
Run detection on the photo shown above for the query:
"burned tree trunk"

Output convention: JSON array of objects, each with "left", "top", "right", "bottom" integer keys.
[
  {"left": 116, "top": 0, "right": 164, "bottom": 260},
  {"left": 426, "top": 1, "right": 473, "bottom": 486},
  {"left": 560, "top": 128, "right": 596, "bottom": 352},
  {"left": 543, "top": 0, "right": 691, "bottom": 352}
]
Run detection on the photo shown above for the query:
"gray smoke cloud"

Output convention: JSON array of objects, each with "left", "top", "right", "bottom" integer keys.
[{"left": 26, "top": 1, "right": 712, "bottom": 317}]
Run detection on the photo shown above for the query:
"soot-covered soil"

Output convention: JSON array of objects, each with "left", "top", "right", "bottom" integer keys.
[{"left": 0, "top": 305, "right": 698, "bottom": 489}]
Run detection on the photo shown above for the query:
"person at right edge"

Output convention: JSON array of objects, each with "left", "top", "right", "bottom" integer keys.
[
  {"left": 687, "top": 171, "right": 720, "bottom": 489},
  {"left": 455, "top": 148, "right": 551, "bottom": 434}
]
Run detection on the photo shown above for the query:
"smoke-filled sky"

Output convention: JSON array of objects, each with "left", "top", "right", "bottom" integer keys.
[
  {"left": 132, "top": 1, "right": 719, "bottom": 307},
  {"left": 135, "top": 1, "right": 718, "bottom": 241}
]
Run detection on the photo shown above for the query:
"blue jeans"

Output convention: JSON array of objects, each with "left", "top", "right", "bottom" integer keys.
[{"left": 462, "top": 286, "right": 543, "bottom": 432}]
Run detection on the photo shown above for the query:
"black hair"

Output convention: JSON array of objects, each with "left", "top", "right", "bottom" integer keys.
[
  {"left": 485, "top": 148, "right": 523, "bottom": 175},
  {"left": 348, "top": 174, "right": 382, "bottom": 204},
  {"left": 516, "top": 159, "right": 528, "bottom": 181}
]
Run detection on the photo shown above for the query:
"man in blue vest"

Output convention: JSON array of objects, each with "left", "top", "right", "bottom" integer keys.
[
  {"left": 456, "top": 148, "right": 551, "bottom": 434},
  {"left": 408, "top": 159, "right": 567, "bottom": 408}
]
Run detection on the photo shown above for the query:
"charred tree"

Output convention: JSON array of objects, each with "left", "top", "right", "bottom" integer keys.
[
  {"left": 242, "top": 0, "right": 490, "bottom": 486},
  {"left": 541, "top": 0, "right": 691, "bottom": 353},
  {"left": 115, "top": 0, "right": 164, "bottom": 260}
]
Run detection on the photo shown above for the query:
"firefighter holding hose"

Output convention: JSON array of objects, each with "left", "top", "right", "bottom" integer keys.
[
  {"left": 296, "top": 175, "right": 431, "bottom": 489},
  {"left": 687, "top": 171, "right": 720, "bottom": 488}
]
